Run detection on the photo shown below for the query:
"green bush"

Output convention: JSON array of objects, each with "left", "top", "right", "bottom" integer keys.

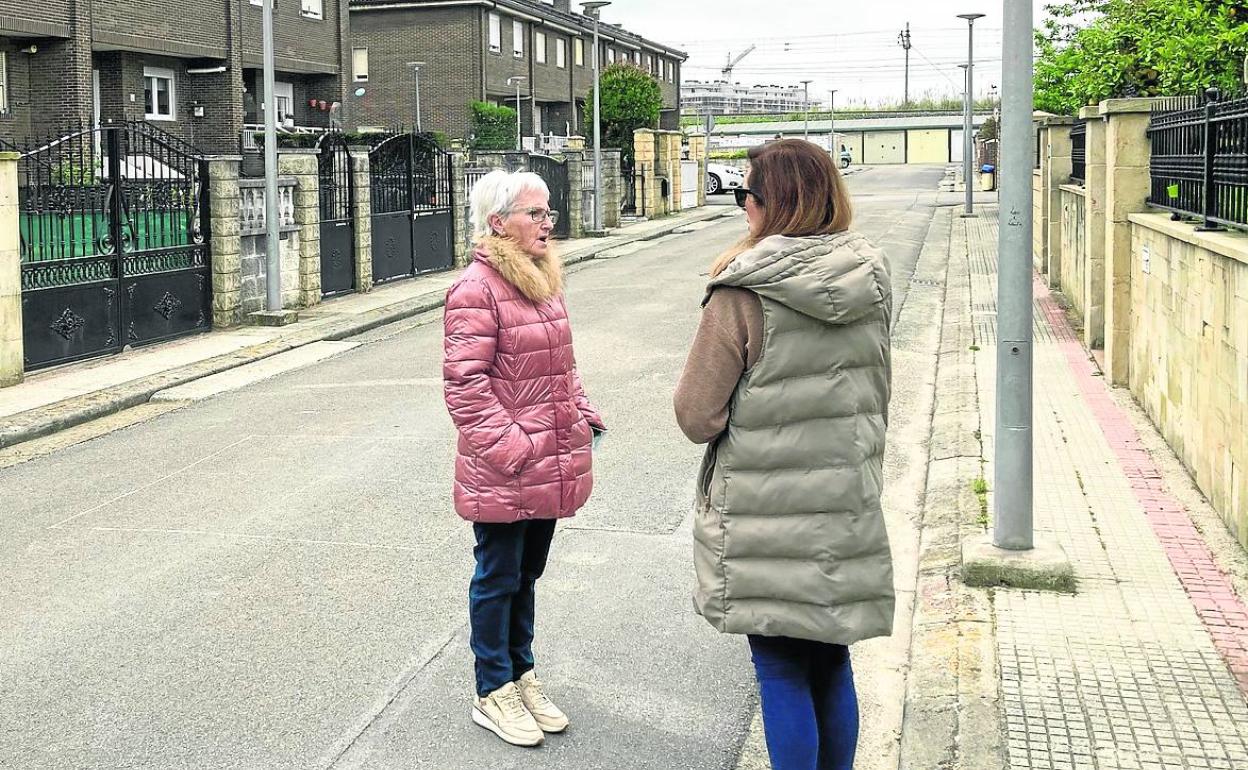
[
  {"left": 587, "top": 63, "right": 663, "bottom": 169},
  {"left": 469, "top": 101, "right": 518, "bottom": 151}
]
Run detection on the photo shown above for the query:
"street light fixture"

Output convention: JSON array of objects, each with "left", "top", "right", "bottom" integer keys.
[
  {"left": 958, "top": 12, "right": 986, "bottom": 217},
  {"left": 407, "top": 61, "right": 425, "bottom": 133},
  {"left": 581, "top": 1, "right": 611, "bottom": 232},
  {"left": 800, "top": 79, "right": 813, "bottom": 141},
  {"left": 507, "top": 75, "right": 527, "bottom": 151}
]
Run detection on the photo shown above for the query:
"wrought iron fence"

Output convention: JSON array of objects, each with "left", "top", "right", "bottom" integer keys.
[
  {"left": 1146, "top": 91, "right": 1248, "bottom": 231},
  {"left": 1069, "top": 120, "right": 1087, "bottom": 184}
]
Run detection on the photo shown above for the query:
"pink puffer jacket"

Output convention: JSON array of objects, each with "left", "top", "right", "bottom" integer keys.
[{"left": 443, "top": 236, "right": 605, "bottom": 523}]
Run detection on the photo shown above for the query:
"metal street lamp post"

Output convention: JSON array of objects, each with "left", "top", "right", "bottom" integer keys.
[
  {"left": 507, "top": 76, "right": 527, "bottom": 151},
  {"left": 801, "top": 79, "right": 813, "bottom": 141},
  {"left": 407, "top": 61, "right": 425, "bottom": 132},
  {"left": 581, "top": 1, "right": 611, "bottom": 232},
  {"left": 958, "top": 12, "right": 985, "bottom": 216},
  {"left": 262, "top": 0, "right": 280, "bottom": 312}
]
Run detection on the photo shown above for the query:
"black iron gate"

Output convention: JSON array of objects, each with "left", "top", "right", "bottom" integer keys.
[
  {"left": 529, "top": 154, "right": 570, "bottom": 238},
  {"left": 367, "top": 132, "right": 454, "bottom": 280},
  {"left": 17, "top": 123, "right": 211, "bottom": 371},
  {"left": 318, "top": 133, "right": 355, "bottom": 296}
]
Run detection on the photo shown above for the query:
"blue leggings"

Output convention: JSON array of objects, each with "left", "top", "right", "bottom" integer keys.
[{"left": 747, "top": 635, "right": 859, "bottom": 770}]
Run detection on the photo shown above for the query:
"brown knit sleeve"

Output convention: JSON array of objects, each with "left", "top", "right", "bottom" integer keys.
[{"left": 674, "top": 287, "right": 764, "bottom": 444}]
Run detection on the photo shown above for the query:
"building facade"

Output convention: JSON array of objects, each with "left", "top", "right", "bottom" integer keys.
[
  {"left": 682, "top": 80, "right": 819, "bottom": 116},
  {"left": 0, "top": 0, "right": 353, "bottom": 154},
  {"left": 348, "top": 0, "right": 685, "bottom": 141}
]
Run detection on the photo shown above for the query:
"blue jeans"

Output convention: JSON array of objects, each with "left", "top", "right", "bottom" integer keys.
[
  {"left": 747, "top": 635, "right": 859, "bottom": 770},
  {"left": 469, "top": 519, "right": 557, "bottom": 697}
]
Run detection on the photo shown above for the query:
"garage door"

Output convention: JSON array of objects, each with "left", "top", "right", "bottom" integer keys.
[
  {"left": 863, "top": 131, "right": 906, "bottom": 164},
  {"left": 906, "top": 129, "right": 949, "bottom": 164}
]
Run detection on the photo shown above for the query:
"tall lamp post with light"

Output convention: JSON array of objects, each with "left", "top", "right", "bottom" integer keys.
[
  {"left": 581, "top": 1, "right": 611, "bottom": 232},
  {"left": 407, "top": 61, "right": 425, "bottom": 132},
  {"left": 958, "top": 12, "right": 985, "bottom": 216},
  {"left": 507, "top": 76, "right": 527, "bottom": 151}
]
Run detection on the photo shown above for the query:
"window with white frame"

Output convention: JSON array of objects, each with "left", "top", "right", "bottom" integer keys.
[
  {"left": 535, "top": 31, "right": 547, "bottom": 64},
  {"left": 574, "top": 37, "right": 584, "bottom": 66},
  {"left": 143, "top": 67, "right": 176, "bottom": 120},
  {"left": 556, "top": 38, "right": 566, "bottom": 69},
  {"left": 633, "top": 50, "right": 641, "bottom": 66},
  {"left": 645, "top": 54, "right": 652, "bottom": 73},
  {"left": 489, "top": 13, "right": 502, "bottom": 53},
  {"left": 666, "top": 60, "right": 674, "bottom": 82},
  {"left": 513, "top": 20, "right": 524, "bottom": 58},
  {"left": 301, "top": 0, "right": 323, "bottom": 19},
  {"left": 352, "top": 48, "right": 369, "bottom": 82},
  {"left": 273, "top": 81, "right": 294, "bottom": 124},
  {"left": 0, "top": 52, "right": 7, "bottom": 114},
  {"left": 607, "top": 48, "right": 615, "bottom": 64}
]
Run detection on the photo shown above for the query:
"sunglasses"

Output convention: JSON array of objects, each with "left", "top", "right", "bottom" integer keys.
[{"left": 733, "top": 188, "right": 763, "bottom": 208}]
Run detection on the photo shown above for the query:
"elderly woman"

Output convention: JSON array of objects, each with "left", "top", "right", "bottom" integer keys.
[{"left": 442, "top": 169, "right": 605, "bottom": 747}]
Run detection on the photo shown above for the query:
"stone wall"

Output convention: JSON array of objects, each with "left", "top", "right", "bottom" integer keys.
[
  {"left": 237, "top": 178, "right": 301, "bottom": 313},
  {"left": 1058, "top": 185, "right": 1088, "bottom": 319},
  {"left": 277, "top": 150, "right": 323, "bottom": 308},
  {"left": 1128, "top": 215, "right": 1248, "bottom": 549},
  {"left": 1033, "top": 97, "right": 1248, "bottom": 553}
]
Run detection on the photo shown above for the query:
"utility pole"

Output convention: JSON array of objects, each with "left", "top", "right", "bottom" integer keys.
[
  {"left": 507, "top": 75, "right": 526, "bottom": 151},
  {"left": 801, "top": 79, "right": 813, "bottom": 141},
  {"left": 994, "top": 0, "right": 1035, "bottom": 550},
  {"left": 407, "top": 62, "right": 425, "bottom": 132},
  {"left": 828, "top": 89, "right": 837, "bottom": 150},
  {"left": 897, "top": 22, "right": 912, "bottom": 107},
  {"left": 262, "top": 0, "right": 280, "bottom": 313},
  {"left": 582, "top": 1, "right": 610, "bottom": 232},
  {"left": 958, "top": 12, "right": 985, "bottom": 216}
]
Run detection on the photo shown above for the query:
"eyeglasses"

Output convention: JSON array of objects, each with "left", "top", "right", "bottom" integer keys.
[
  {"left": 521, "top": 207, "right": 560, "bottom": 225},
  {"left": 733, "top": 188, "right": 763, "bottom": 208}
]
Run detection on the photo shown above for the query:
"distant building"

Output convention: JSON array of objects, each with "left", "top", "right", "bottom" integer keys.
[{"left": 682, "top": 80, "right": 820, "bottom": 116}]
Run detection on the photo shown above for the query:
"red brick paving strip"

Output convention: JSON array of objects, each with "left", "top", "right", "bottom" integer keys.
[{"left": 1034, "top": 276, "right": 1248, "bottom": 693}]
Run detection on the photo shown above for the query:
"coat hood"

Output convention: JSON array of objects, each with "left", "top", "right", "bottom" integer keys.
[{"left": 706, "top": 231, "right": 890, "bottom": 326}]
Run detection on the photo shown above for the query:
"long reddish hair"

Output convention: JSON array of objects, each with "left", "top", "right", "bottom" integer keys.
[{"left": 711, "top": 139, "right": 853, "bottom": 277}]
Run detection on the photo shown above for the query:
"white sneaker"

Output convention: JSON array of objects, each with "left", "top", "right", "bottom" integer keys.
[
  {"left": 516, "top": 670, "right": 570, "bottom": 733},
  {"left": 472, "top": 681, "right": 544, "bottom": 746}
]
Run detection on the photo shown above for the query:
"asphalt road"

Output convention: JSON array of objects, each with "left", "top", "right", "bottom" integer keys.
[{"left": 0, "top": 164, "right": 949, "bottom": 770}]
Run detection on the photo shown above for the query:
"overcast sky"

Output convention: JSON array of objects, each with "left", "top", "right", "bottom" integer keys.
[{"left": 605, "top": 1, "right": 1052, "bottom": 107}]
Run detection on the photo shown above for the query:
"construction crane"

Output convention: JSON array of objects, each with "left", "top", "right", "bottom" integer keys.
[{"left": 722, "top": 45, "right": 756, "bottom": 80}]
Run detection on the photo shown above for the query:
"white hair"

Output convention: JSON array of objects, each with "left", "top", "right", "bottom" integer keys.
[{"left": 469, "top": 169, "right": 551, "bottom": 241}]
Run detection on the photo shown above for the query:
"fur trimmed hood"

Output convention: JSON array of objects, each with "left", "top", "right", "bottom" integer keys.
[{"left": 474, "top": 235, "right": 564, "bottom": 304}]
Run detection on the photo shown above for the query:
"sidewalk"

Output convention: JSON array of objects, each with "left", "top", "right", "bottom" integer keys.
[
  {"left": 906, "top": 202, "right": 1248, "bottom": 770},
  {"left": 0, "top": 205, "right": 739, "bottom": 451}
]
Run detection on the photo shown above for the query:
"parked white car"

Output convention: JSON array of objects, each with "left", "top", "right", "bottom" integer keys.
[{"left": 706, "top": 162, "right": 745, "bottom": 195}]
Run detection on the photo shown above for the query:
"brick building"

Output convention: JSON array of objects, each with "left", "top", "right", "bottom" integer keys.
[
  {"left": 0, "top": 0, "right": 353, "bottom": 154},
  {"left": 348, "top": 0, "right": 685, "bottom": 141}
]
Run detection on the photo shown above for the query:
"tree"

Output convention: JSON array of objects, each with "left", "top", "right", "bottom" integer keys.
[
  {"left": 469, "top": 101, "right": 517, "bottom": 151},
  {"left": 1035, "top": 0, "right": 1248, "bottom": 115},
  {"left": 978, "top": 116, "right": 998, "bottom": 141},
  {"left": 587, "top": 63, "right": 663, "bottom": 169}
]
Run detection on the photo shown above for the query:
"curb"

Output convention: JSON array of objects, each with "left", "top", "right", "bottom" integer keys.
[{"left": 0, "top": 206, "right": 740, "bottom": 451}]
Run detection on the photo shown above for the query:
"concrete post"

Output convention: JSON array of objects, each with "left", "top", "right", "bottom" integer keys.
[
  {"left": 278, "top": 149, "right": 322, "bottom": 308},
  {"left": 634, "top": 129, "right": 656, "bottom": 219},
  {"left": 689, "top": 134, "right": 708, "bottom": 208},
  {"left": 0, "top": 152, "right": 23, "bottom": 387},
  {"left": 1041, "top": 116, "right": 1075, "bottom": 287},
  {"left": 349, "top": 147, "right": 373, "bottom": 293},
  {"left": 451, "top": 151, "right": 473, "bottom": 267},
  {"left": 1079, "top": 104, "right": 1107, "bottom": 349},
  {"left": 1101, "top": 98, "right": 1158, "bottom": 386},
  {"left": 602, "top": 149, "right": 622, "bottom": 228},
  {"left": 563, "top": 149, "right": 586, "bottom": 238},
  {"left": 206, "top": 157, "right": 244, "bottom": 328}
]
